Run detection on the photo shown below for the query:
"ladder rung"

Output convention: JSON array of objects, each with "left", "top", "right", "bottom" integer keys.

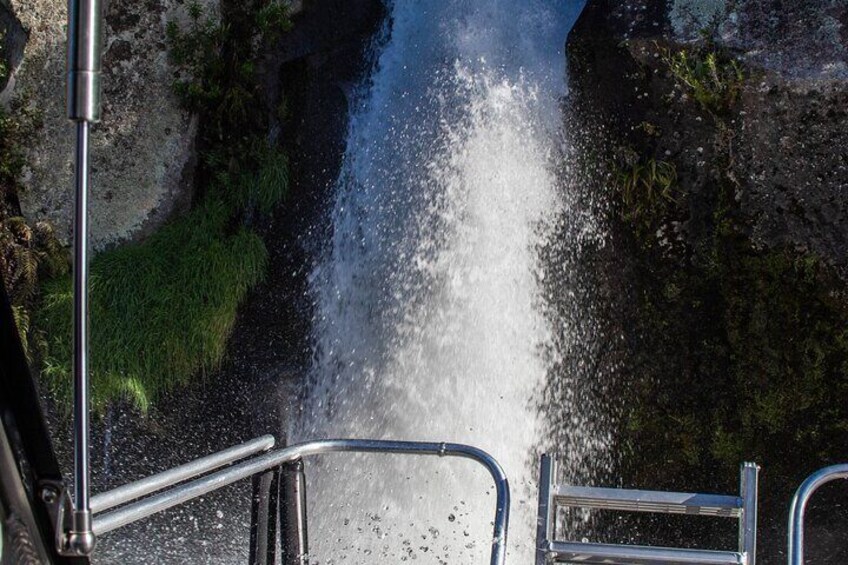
[
  {"left": 554, "top": 485, "right": 743, "bottom": 518},
  {"left": 548, "top": 541, "right": 745, "bottom": 565}
]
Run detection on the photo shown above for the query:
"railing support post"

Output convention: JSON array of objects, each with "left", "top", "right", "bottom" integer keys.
[
  {"left": 280, "top": 459, "right": 308, "bottom": 565},
  {"left": 249, "top": 468, "right": 279, "bottom": 565},
  {"left": 536, "top": 454, "right": 555, "bottom": 565},
  {"left": 739, "top": 462, "right": 759, "bottom": 565}
]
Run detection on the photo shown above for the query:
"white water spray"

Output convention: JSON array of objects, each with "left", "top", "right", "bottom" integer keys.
[{"left": 296, "top": 2, "right": 589, "bottom": 562}]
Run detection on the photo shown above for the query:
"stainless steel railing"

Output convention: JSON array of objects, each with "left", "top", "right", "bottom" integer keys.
[
  {"left": 788, "top": 464, "right": 848, "bottom": 565},
  {"left": 90, "top": 435, "right": 276, "bottom": 514},
  {"left": 63, "top": 0, "right": 103, "bottom": 556},
  {"left": 90, "top": 438, "right": 510, "bottom": 565}
]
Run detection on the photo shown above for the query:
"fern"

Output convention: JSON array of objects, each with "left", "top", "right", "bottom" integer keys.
[{"left": 11, "top": 305, "right": 30, "bottom": 361}]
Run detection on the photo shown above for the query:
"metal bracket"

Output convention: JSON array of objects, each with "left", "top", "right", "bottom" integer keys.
[
  {"left": 41, "top": 480, "right": 94, "bottom": 557},
  {"left": 39, "top": 480, "right": 72, "bottom": 556}
]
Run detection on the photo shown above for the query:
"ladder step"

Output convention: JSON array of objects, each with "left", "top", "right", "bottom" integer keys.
[
  {"left": 554, "top": 486, "right": 742, "bottom": 518},
  {"left": 548, "top": 541, "right": 745, "bottom": 565}
]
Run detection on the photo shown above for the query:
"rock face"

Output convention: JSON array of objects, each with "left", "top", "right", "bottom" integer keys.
[
  {"left": 7, "top": 0, "right": 212, "bottom": 249},
  {"left": 573, "top": 0, "right": 848, "bottom": 274},
  {"left": 567, "top": 2, "right": 848, "bottom": 563},
  {"left": 0, "top": 0, "right": 26, "bottom": 99},
  {"left": 677, "top": 0, "right": 848, "bottom": 268}
]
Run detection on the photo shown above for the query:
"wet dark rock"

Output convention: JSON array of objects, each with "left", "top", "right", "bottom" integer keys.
[
  {"left": 269, "top": 0, "right": 384, "bottom": 64},
  {"left": 573, "top": 0, "right": 848, "bottom": 275},
  {"left": 568, "top": 2, "right": 848, "bottom": 563},
  {"left": 0, "top": 0, "right": 26, "bottom": 97},
  {"left": 735, "top": 80, "right": 848, "bottom": 270}
]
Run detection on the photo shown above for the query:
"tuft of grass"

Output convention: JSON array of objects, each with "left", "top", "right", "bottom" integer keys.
[
  {"left": 665, "top": 46, "right": 743, "bottom": 114},
  {"left": 614, "top": 156, "right": 678, "bottom": 232},
  {"left": 253, "top": 145, "right": 289, "bottom": 214},
  {"left": 37, "top": 199, "right": 267, "bottom": 413},
  {"left": 207, "top": 140, "right": 289, "bottom": 216}
]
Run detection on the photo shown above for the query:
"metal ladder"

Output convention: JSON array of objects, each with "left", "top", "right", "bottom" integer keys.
[{"left": 535, "top": 455, "right": 759, "bottom": 565}]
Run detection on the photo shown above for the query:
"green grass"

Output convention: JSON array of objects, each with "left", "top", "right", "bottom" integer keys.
[
  {"left": 614, "top": 156, "right": 678, "bottom": 234},
  {"left": 37, "top": 199, "right": 267, "bottom": 413},
  {"left": 207, "top": 140, "right": 290, "bottom": 216},
  {"left": 665, "top": 47, "right": 744, "bottom": 114}
]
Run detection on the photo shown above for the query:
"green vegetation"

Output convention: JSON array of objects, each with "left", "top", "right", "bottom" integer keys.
[
  {"left": 206, "top": 139, "right": 290, "bottom": 216},
  {"left": 166, "top": 1, "right": 290, "bottom": 137},
  {"left": 0, "top": 31, "right": 7, "bottom": 84},
  {"left": 623, "top": 230, "right": 848, "bottom": 493},
  {"left": 664, "top": 44, "right": 744, "bottom": 115},
  {"left": 1, "top": 217, "right": 67, "bottom": 359},
  {"left": 165, "top": 2, "right": 227, "bottom": 115},
  {"left": 165, "top": 0, "right": 292, "bottom": 213},
  {"left": 0, "top": 81, "right": 67, "bottom": 360},
  {"left": 37, "top": 200, "right": 266, "bottom": 412},
  {"left": 614, "top": 155, "right": 677, "bottom": 235},
  {"left": 33, "top": 0, "right": 293, "bottom": 411}
]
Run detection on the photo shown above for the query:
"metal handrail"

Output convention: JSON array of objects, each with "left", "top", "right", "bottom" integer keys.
[
  {"left": 788, "top": 464, "right": 848, "bottom": 564},
  {"left": 90, "top": 435, "right": 275, "bottom": 514},
  {"left": 92, "top": 438, "right": 511, "bottom": 565}
]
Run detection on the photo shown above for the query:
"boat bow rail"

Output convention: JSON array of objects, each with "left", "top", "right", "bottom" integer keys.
[
  {"left": 788, "top": 464, "right": 848, "bottom": 565},
  {"left": 81, "top": 437, "right": 510, "bottom": 565}
]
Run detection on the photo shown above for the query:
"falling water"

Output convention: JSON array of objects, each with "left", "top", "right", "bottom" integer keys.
[{"left": 295, "top": 2, "right": 592, "bottom": 562}]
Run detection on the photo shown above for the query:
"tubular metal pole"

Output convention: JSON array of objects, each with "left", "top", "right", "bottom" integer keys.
[
  {"left": 73, "top": 121, "right": 90, "bottom": 513},
  {"left": 535, "top": 454, "right": 554, "bottom": 565},
  {"left": 280, "top": 459, "right": 308, "bottom": 565},
  {"left": 67, "top": 119, "right": 95, "bottom": 556},
  {"left": 249, "top": 468, "right": 279, "bottom": 565},
  {"left": 91, "top": 434, "right": 276, "bottom": 514},
  {"left": 788, "top": 464, "right": 848, "bottom": 565},
  {"left": 65, "top": 0, "right": 102, "bottom": 555},
  {"left": 67, "top": 0, "right": 103, "bottom": 122},
  {"left": 739, "top": 462, "right": 759, "bottom": 565}
]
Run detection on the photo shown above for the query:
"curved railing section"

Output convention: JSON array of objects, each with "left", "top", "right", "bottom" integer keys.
[
  {"left": 91, "top": 438, "right": 510, "bottom": 565},
  {"left": 788, "top": 464, "right": 848, "bottom": 565}
]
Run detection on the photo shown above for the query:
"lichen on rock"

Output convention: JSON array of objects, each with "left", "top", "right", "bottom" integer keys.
[{"left": 9, "top": 0, "right": 217, "bottom": 249}]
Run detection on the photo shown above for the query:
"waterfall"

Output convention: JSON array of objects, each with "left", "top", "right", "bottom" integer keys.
[{"left": 295, "top": 2, "right": 590, "bottom": 562}]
